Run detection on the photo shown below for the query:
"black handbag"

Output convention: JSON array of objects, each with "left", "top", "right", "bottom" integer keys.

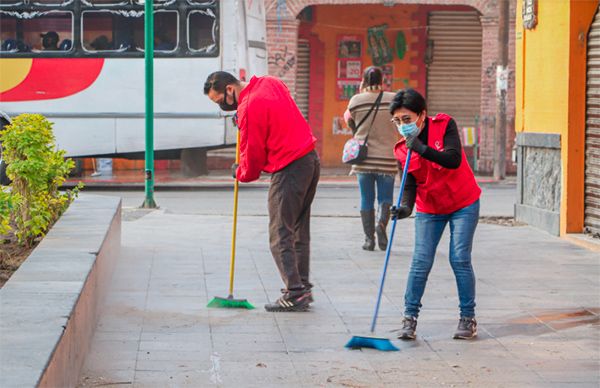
[{"left": 342, "top": 92, "right": 383, "bottom": 165}]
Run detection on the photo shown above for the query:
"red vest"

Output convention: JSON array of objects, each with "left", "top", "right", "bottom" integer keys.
[{"left": 394, "top": 113, "right": 481, "bottom": 215}]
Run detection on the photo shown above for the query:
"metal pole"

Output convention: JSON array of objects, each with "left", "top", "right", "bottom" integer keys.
[
  {"left": 493, "top": 0, "right": 509, "bottom": 180},
  {"left": 142, "top": 0, "right": 157, "bottom": 208}
]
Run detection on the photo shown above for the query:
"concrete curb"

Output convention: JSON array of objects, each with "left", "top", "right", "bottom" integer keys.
[
  {"left": 63, "top": 176, "right": 517, "bottom": 191},
  {"left": 0, "top": 195, "right": 121, "bottom": 388},
  {"left": 562, "top": 233, "right": 600, "bottom": 252}
]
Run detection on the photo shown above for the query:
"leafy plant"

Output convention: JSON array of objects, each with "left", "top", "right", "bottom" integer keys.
[
  {"left": 0, "top": 187, "right": 12, "bottom": 236},
  {"left": 0, "top": 114, "right": 81, "bottom": 246}
]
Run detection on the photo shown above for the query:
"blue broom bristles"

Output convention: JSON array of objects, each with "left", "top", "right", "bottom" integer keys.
[{"left": 345, "top": 336, "right": 399, "bottom": 351}]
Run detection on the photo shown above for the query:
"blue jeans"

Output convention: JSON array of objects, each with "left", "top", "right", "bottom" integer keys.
[
  {"left": 356, "top": 173, "right": 395, "bottom": 210},
  {"left": 404, "top": 200, "right": 480, "bottom": 318}
]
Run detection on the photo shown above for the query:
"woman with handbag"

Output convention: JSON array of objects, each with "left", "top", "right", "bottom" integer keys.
[{"left": 344, "top": 66, "right": 398, "bottom": 251}]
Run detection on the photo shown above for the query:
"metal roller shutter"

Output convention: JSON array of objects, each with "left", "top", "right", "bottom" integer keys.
[
  {"left": 426, "top": 11, "right": 483, "bottom": 129},
  {"left": 296, "top": 39, "right": 310, "bottom": 120},
  {"left": 585, "top": 6, "right": 600, "bottom": 236}
]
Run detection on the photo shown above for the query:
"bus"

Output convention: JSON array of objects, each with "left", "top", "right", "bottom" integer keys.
[{"left": 0, "top": 0, "right": 267, "bottom": 160}]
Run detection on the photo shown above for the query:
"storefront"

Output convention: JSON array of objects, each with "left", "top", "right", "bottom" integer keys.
[{"left": 265, "top": 0, "right": 516, "bottom": 173}]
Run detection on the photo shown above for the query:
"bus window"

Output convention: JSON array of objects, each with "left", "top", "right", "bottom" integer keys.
[
  {"left": 81, "top": 0, "right": 129, "bottom": 5},
  {"left": 0, "top": 11, "right": 72, "bottom": 53},
  {"left": 32, "top": 0, "right": 75, "bottom": 5},
  {"left": 133, "top": 0, "right": 177, "bottom": 5},
  {"left": 133, "top": 11, "right": 178, "bottom": 52},
  {"left": 188, "top": 9, "right": 217, "bottom": 55},
  {"left": 82, "top": 11, "right": 129, "bottom": 52},
  {"left": 186, "top": 0, "right": 217, "bottom": 5},
  {"left": 0, "top": 1, "right": 23, "bottom": 6},
  {"left": 82, "top": 10, "right": 177, "bottom": 53}
]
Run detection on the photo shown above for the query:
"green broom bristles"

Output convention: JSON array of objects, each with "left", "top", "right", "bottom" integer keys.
[{"left": 207, "top": 296, "right": 255, "bottom": 309}]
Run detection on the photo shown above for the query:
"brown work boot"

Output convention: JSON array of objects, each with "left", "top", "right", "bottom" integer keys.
[
  {"left": 397, "top": 316, "right": 418, "bottom": 340},
  {"left": 453, "top": 317, "right": 477, "bottom": 339}
]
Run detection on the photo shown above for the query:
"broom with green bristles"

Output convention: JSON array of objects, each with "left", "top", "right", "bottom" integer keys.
[{"left": 207, "top": 130, "right": 255, "bottom": 309}]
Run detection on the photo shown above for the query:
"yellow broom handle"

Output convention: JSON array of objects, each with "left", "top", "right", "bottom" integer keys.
[{"left": 228, "top": 130, "right": 241, "bottom": 296}]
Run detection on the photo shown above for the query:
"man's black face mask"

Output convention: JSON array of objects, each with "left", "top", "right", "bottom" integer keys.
[{"left": 219, "top": 89, "right": 238, "bottom": 111}]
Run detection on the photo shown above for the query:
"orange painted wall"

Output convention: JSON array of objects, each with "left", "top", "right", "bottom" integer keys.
[
  {"left": 565, "top": 0, "right": 598, "bottom": 234},
  {"left": 308, "top": 4, "right": 424, "bottom": 167}
]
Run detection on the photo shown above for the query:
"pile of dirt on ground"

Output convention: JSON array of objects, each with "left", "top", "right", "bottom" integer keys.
[
  {"left": 0, "top": 227, "right": 38, "bottom": 288},
  {"left": 479, "top": 216, "right": 526, "bottom": 227}
]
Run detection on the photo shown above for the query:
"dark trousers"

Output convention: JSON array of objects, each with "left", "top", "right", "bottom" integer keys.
[{"left": 268, "top": 150, "right": 320, "bottom": 292}]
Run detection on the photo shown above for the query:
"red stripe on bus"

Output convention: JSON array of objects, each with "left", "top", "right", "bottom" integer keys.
[{"left": 0, "top": 58, "right": 104, "bottom": 102}]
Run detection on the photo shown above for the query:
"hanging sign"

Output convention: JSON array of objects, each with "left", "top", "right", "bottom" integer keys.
[
  {"left": 367, "top": 25, "right": 393, "bottom": 66},
  {"left": 395, "top": 31, "right": 407, "bottom": 60},
  {"left": 523, "top": 0, "right": 538, "bottom": 30}
]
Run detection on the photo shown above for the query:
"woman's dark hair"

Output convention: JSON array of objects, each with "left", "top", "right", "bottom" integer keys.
[
  {"left": 204, "top": 71, "right": 240, "bottom": 94},
  {"left": 362, "top": 66, "right": 383, "bottom": 87},
  {"left": 389, "top": 88, "right": 427, "bottom": 115}
]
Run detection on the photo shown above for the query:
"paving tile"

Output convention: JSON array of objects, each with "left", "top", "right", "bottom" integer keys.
[{"left": 77, "top": 203, "right": 600, "bottom": 387}]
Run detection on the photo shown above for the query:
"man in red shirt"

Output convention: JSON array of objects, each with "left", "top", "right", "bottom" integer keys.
[{"left": 204, "top": 72, "right": 320, "bottom": 312}]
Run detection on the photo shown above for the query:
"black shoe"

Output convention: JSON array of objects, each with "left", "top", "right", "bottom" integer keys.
[
  {"left": 376, "top": 223, "right": 387, "bottom": 251},
  {"left": 360, "top": 210, "right": 376, "bottom": 251},
  {"left": 397, "top": 316, "right": 417, "bottom": 340},
  {"left": 376, "top": 203, "right": 391, "bottom": 251},
  {"left": 453, "top": 317, "right": 477, "bottom": 339},
  {"left": 281, "top": 288, "right": 314, "bottom": 303},
  {"left": 362, "top": 237, "right": 375, "bottom": 251},
  {"left": 265, "top": 290, "right": 312, "bottom": 312}
]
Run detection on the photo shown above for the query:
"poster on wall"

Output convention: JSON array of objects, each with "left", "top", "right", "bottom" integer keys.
[
  {"left": 367, "top": 25, "right": 393, "bottom": 66},
  {"left": 337, "top": 60, "right": 362, "bottom": 79},
  {"left": 332, "top": 116, "right": 353, "bottom": 135},
  {"left": 337, "top": 35, "right": 363, "bottom": 100},
  {"left": 338, "top": 35, "right": 362, "bottom": 58},
  {"left": 381, "top": 64, "right": 393, "bottom": 91},
  {"left": 337, "top": 80, "right": 361, "bottom": 100}
]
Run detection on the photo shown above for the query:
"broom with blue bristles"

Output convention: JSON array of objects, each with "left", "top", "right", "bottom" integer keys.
[
  {"left": 207, "top": 130, "right": 254, "bottom": 310},
  {"left": 345, "top": 149, "right": 413, "bottom": 351}
]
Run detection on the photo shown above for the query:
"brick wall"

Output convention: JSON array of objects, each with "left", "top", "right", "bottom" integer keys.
[{"left": 266, "top": 19, "right": 300, "bottom": 97}]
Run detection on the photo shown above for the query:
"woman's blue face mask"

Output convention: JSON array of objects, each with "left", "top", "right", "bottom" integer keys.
[{"left": 397, "top": 120, "right": 419, "bottom": 138}]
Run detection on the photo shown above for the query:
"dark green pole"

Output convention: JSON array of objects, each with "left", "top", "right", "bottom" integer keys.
[{"left": 142, "top": 0, "right": 157, "bottom": 208}]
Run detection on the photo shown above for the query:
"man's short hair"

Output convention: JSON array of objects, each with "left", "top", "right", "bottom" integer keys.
[{"left": 204, "top": 71, "right": 240, "bottom": 95}]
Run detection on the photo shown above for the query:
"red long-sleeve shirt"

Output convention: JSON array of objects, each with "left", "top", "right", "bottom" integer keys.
[{"left": 235, "top": 76, "right": 316, "bottom": 182}]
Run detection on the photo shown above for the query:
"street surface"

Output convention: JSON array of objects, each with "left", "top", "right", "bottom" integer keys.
[{"left": 78, "top": 184, "right": 600, "bottom": 387}]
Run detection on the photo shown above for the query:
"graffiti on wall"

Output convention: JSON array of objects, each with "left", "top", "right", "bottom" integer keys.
[
  {"left": 268, "top": 45, "right": 296, "bottom": 78},
  {"left": 367, "top": 25, "right": 393, "bottom": 66}
]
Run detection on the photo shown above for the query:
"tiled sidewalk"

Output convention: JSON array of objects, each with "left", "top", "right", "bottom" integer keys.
[{"left": 79, "top": 207, "right": 599, "bottom": 387}]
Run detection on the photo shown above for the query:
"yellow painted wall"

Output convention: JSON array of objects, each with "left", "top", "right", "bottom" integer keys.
[
  {"left": 309, "top": 4, "right": 423, "bottom": 166},
  {"left": 515, "top": 0, "right": 570, "bottom": 135},
  {"left": 515, "top": 0, "right": 599, "bottom": 235}
]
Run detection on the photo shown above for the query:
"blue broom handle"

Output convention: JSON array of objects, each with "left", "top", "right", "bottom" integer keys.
[{"left": 370, "top": 149, "right": 412, "bottom": 333}]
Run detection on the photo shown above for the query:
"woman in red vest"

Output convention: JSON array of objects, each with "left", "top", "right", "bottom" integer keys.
[{"left": 389, "top": 88, "right": 481, "bottom": 340}]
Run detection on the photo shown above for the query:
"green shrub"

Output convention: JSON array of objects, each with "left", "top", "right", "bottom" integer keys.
[
  {"left": 0, "top": 114, "right": 81, "bottom": 246},
  {"left": 0, "top": 187, "right": 12, "bottom": 236}
]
